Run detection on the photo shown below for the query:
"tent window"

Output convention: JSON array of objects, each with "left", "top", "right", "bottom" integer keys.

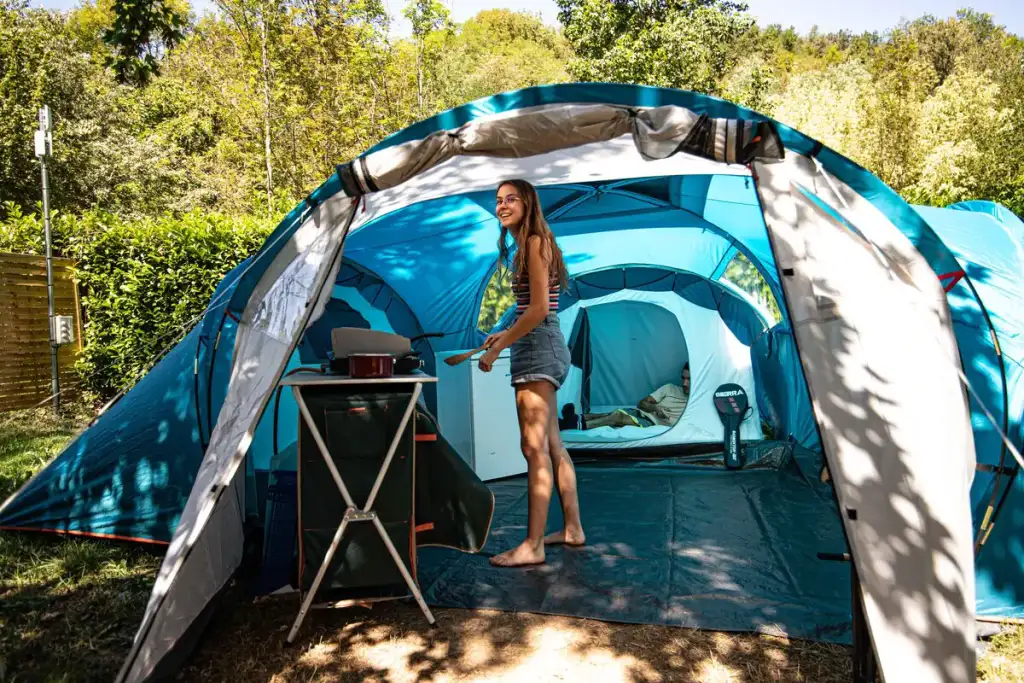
[
  {"left": 721, "top": 253, "right": 781, "bottom": 325},
  {"left": 477, "top": 263, "right": 514, "bottom": 333}
]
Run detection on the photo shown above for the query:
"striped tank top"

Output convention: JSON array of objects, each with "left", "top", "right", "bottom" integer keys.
[{"left": 511, "top": 267, "right": 560, "bottom": 316}]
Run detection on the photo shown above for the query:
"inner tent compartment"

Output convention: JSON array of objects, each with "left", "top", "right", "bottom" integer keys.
[
  {"left": 245, "top": 168, "right": 853, "bottom": 643},
  {"left": 550, "top": 266, "right": 769, "bottom": 450}
]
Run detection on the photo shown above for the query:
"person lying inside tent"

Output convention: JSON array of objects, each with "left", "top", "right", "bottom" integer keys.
[{"left": 562, "top": 363, "right": 691, "bottom": 430}]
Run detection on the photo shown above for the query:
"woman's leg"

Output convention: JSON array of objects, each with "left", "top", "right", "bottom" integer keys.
[
  {"left": 545, "top": 399, "right": 586, "bottom": 546},
  {"left": 489, "top": 380, "right": 555, "bottom": 567}
]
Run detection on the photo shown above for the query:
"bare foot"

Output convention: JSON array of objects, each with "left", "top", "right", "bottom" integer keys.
[
  {"left": 489, "top": 540, "right": 545, "bottom": 567},
  {"left": 544, "top": 527, "right": 586, "bottom": 546}
]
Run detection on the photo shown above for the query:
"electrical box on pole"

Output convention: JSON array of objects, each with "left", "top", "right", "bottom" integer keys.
[
  {"left": 35, "top": 106, "right": 52, "bottom": 157},
  {"left": 52, "top": 316, "right": 75, "bottom": 346}
]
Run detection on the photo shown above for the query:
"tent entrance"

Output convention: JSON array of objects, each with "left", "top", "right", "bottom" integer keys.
[{"left": 416, "top": 455, "right": 853, "bottom": 643}]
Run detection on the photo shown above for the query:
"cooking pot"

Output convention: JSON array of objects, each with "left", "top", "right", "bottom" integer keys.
[{"left": 348, "top": 353, "right": 395, "bottom": 378}]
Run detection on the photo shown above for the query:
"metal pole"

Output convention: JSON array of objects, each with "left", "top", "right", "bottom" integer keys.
[
  {"left": 37, "top": 105, "right": 59, "bottom": 415},
  {"left": 818, "top": 551, "right": 877, "bottom": 683},
  {"left": 851, "top": 561, "right": 877, "bottom": 683}
]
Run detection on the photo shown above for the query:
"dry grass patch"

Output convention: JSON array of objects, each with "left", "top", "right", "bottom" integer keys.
[{"left": 182, "top": 597, "right": 853, "bottom": 682}]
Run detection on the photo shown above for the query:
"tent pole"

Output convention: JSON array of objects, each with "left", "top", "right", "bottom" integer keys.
[
  {"left": 818, "top": 552, "right": 877, "bottom": 683},
  {"left": 956, "top": 271, "right": 1014, "bottom": 555},
  {"left": 851, "top": 561, "right": 877, "bottom": 683}
]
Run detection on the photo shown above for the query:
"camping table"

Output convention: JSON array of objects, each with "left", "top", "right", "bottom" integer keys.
[{"left": 281, "top": 371, "right": 438, "bottom": 643}]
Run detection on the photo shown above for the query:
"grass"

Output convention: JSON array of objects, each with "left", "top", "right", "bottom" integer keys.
[
  {"left": 0, "top": 405, "right": 1022, "bottom": 682},
  {"left": 0, "top": 406, "right": 161, "bottom": 682}
]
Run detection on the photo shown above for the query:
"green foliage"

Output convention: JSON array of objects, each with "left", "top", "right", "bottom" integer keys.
[
  {"left": 720, "top": 53, "right": 776, "bottom": 112},
  {"left": 403, "top": 0, "right": 449, "bottom": 38},
  {"left": 477, "top": 265, "right": 515, "bottom": 332},
  {"left": 0, "top": 2, "right": 191, "bottom": 216},
  {"left": 556, "top": 0, "right": 753, "bottom": 93},
  {"left": 434, "top": 9, "right": 570, "bottom": 108},
  {"left": 4, "top": 1, "right": 1020, "bottom": 220},
  {"left": 0, "top": 201, "right": 51, "bottom": 254},
  {"left": 765, "top": 10, "right": 1024, "bottom": 216},
  {"left": 403, "top": 0, "right": 452, "bottom": 116},
  {"left": 102, "top": 0, "right": 186, "bottom": 85},
  {"left": 906, "top": 68, "right": 1015, "bottom": 207},
  {"left": 0, "top": 204, "right": 273, "bottom": 397},
  {"left": 67, "top": 210, "right": 271, "bottom": 397},
  {"left": 722, "top": 252, "right": 781, "bottom": 325},
  {"left": 769, "top": 60, "right": 873, "bottom": 156}
]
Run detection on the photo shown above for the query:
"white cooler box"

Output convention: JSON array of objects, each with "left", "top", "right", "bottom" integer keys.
[{"left": 435, "top": 348, "right": 526, "bottom": 482}]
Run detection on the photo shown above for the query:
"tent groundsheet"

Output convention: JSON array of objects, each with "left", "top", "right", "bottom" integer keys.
[{"left": 417, "top": 457, "right": 852, "bottom": 643}]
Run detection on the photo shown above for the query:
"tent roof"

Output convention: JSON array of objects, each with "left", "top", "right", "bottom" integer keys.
[
  {"left": 341, "top": 176, "right": 777, "bottom": 352},
  {"left": 238, "top": 83, "right": 965, "bottom": 331},
  {"left": 348, "top": 83, "right": 960, "bottom": 277}
]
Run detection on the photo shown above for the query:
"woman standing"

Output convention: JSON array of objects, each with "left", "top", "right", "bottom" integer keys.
[{"left": 478, "top": 179, "right": 586, "bottom": 567}]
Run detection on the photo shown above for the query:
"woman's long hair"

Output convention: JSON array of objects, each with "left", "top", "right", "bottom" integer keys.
[{"left": 496, "top": 179, "right": 568, "bottom": 288}]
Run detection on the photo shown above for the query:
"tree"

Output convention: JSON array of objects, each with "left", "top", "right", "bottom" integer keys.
[
  {"left": 771, "top": 60, "right": 873, "bottom": 162},
  {"left": 102, "top": 0, "right": 187, "bottom": 85},
  {"left": 555, "top": 0, "right": 753, "bottom": 94},
  {"left": 433, "top": 9, "right": 570, "bottom": 109},
  {"left": 721, "top": 53, "right": 776, "bottom": 113},
  {"left": 214, "top": 0, "right": 286, "bottom": 215},
  {"left": 274, "top": 0, "right": 397, "bottom": 180},
  {"left": 907, "top": 68, "right": 1016, "bottom": 209},
  {"left": 859, "top": 31, "right": 937, "bottom": 192},
  {"left": 0, "top": 1, "right": 184, "bottom": 215},
  {"left": 403, "top": 0, "right": 451, "bottom": 115}
]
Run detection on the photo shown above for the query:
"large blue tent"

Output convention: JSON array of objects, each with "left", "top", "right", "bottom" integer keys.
[{"left": 0, "top": 83, "right": 1018, "bottom": 681}]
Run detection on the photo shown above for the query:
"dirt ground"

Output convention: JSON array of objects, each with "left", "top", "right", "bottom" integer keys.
[{"left": 181, "top": 593, "right": 854, "bottom": 683}]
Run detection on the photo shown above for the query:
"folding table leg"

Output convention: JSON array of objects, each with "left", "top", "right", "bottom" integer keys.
[
  {"left": 287, "top": 515, "right": 351, "bottom": 643},
  {"left": 288, "top": 382, "right": 434, "bottom": 641},
  {"left": 364, "top": 383, "right": 421, "bottom": 511},
  {"left": 293, "top": 388, "right": 358, "bottom": 510},
  {"left": 372, "top": 515, "right": 435, "bottom": 624}
]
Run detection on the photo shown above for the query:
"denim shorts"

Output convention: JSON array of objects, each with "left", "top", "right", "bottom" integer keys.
[{"left": 510, "top": 314, "right": 571, "bottom": 389}]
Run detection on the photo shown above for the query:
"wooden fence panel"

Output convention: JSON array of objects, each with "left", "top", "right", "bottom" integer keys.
[{"left": 0, "top": 253, "right": 83, "bottom": 412}]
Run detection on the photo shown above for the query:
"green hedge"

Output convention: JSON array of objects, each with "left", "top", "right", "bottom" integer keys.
[{"left": 0, "top": 202, "right": 273, "bottom": 398}]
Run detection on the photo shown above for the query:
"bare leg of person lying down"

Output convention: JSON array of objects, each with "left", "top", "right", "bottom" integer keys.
[{"left": 581, "top": 410, "right": 639, "bottom": 429}]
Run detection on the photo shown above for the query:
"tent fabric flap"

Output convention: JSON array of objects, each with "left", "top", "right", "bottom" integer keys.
[
  {"left": 117, "top": 194, "right": 356, "bottom": 683},
  {"left": 345, "top": 103, "right": 783, "bottom": 200},
  {"left": 753, "top": 153, "right": 976, "bottom": 683}
]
